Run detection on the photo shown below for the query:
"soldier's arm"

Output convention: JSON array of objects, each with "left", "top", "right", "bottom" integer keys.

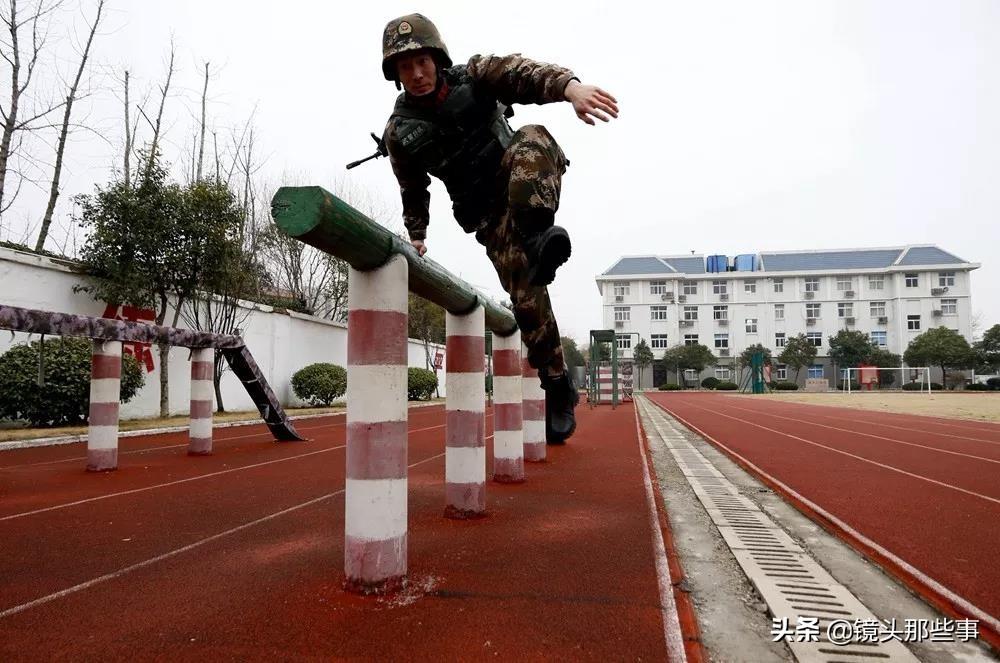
[{"left": 385, "top": 122, "right": 432, "bottom": 242}]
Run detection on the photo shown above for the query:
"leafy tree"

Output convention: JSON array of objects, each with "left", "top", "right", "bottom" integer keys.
[
  {"left": 867, "top": 347, "right": 902, "bottom": 386},
  {"left": 778, "top": 333, "right": 817, "bottom": 383},
  {"left": 904, "top": 327, "right": 975, "bottom": 387},
  {"left": 680, "top": 343, "right": 718, "bottom": 374},
  {"left": 974, "top": 324, "right": 1000, "bottom": 373},
  {"left": 660, "top": 345, "right": 684, "bottom": 385},
  {"left": 828, "top": 330, "right": 876, "bottom": 373},
  {"left": 77, "top": 152, "right": 220, "bottom": 417},
  {"left": 738, "top": 343, "right": 773, "bottom": 367},
  {"left": 632, "top": 338, "right": 654, "bottom": 389},
  {"left": 561, "top": 336, "right": 585, "bottom": 368}
]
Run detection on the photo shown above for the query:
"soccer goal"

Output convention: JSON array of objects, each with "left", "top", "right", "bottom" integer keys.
[{"left": 841, "top": 366, "right": 932, "bottom": 393}]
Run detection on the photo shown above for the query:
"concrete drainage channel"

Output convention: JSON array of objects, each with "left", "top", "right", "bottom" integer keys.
[{"left": 636, "top": 396, "right": 995, "bottom": 663}]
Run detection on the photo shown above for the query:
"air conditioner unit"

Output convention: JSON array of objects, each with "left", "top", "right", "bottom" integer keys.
[
  {"left": 717, "top": 318, "right": 728, "bottom": 326},
  {"left": 680, "top": 320, "right": 694, "bottom": 327},
  {"left": 877, "top": 316, "right": 888, "bottom": 324},
  {"left": 660, "top": 294, "right": 669, "bottom": 301},
  {"left": 845, "top": 290, "right": 855, "bottom": 298},
  {"left": 677, "top": 295, "right": 687, "bottom": 302},
  {"left": 804, "top": 291, "right": 815, "bottom": 299},
  {"left": 931, "top": 287, "right": 948, "bottom": 296},
  {"left": 845, "top": 317, "right": 856, "bottom": 324},
  {"left": 615, "top": 295, "right": 623, "bottom": 302},
  {"left": 664, "top": 291, "right": 674, "bottom": 299},
  {"left": 719, "top": 348, "right": 730, "bottom": 356},
  {"left": 932, "top": 309, "right": 943, "bottom": 317},
  {"left": 807, "top": 318, "right": 817, "bottom": 325},
  {"left": 719, "top": 293, "right": 729, "bottom": 301}
]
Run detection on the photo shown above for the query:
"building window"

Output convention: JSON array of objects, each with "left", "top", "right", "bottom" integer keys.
[
  {"left": 907, "top": 314, "right": 921, "bottom": 331},
  {"left": 775, "top": 365, "right": 788, "bottom": 380},
  {"left": 714, "top": 333, "right": 729, "bottom": 349},
  {"left": 938, "top": 272, "right": 955, "bottom": 287},
  {"left": 614, "top": 307, "right": 630, "bottom": 322},
  {"left": 651, "top": 334, "right": 669, "bottom": 349},
  {"left": 713, "top": 280, "right": 727, "bottom": 295},
  {"left": 775, "top": 332, "right": 787, "bottom": 348},
  {"left": 684, "top": 334, "right": 699, "bottom": 346},
  {"left": 650, "top": 280, "right": 667, "bottom": 295},
  {"left": 905, "top": 273, "right": 918, "bottom": 288},
  {"left": 745, "top": 318, "right": 758, "bottom": 334},
  {"left": 870, "top": 330, "right": 887, "bottom": 347},
  {"left": 616, "top": 335, "right": 632, "bottom": 350},
  {"left": 773, "top": 278, "right": 784, "bottom": 293},
  {"left": 806, "top": 332, "right": 822, "bottom": 347},
  {"left": 806, "top": 303, "right": 821, "bottom": 319},
  {"left": 684, "top": 369, "right": 698, "bottom": 380},
  {"left": 744, "top": 280, "right": 757, "bottom": 294},
  {"left": 838, "top": 302, "right": 853, "bottom": 318},
  {"left": 804, "top": 277, "right": 819, "bottom": 293},
  {"left": 869, "top": 275, "right": 884, "bottom": 290},
  {"left": 614, "top": 282, "right": 630, "bottom": 297},
  {"left": 941, "top": 299, "right": 957, "bottom": 315},
  {"left": 870, "top": 301, "right": 886, "bottom": 317},
  {"left": 683, "top": 306, "right": 698, "bottom": 321},
  {"left": 808, "top": 365, "right": 825, "bottom": 379},
  {"left": 683, "top": 282, "right": 697, "bottom": 295},
  {"left": 836, "top": 276, "right": 852, "bottom": 291},
  {"left": 650, "top": 306, "right": 668, "bottom": 321},
  {"left": 713, "top": 305, "right": 728, "bottom": 320},
  {"left": 715, "top": 367, "right": 732, "bottom": 381},
  {"left": 774, "top": 304, "right": 785, "bottom": 320}
]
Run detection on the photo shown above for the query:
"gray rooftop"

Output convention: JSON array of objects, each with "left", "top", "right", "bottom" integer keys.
[
  {"left": 897, "top": 246, "right": 966, "bottom": 266},
  {"left": 760, "top": 249, "right": 903, "bottom": 272},
  {"left": 602, "top": 256, "right": 673, "bottom": 276}
]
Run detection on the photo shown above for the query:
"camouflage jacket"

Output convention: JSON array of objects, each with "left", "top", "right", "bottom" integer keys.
[{"left": 384, "top": 54, "right": 577, "bottom": 241}]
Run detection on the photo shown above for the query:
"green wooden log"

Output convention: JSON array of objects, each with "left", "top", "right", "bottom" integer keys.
[{"left": 271, "top": 185, "right": 518, "bottom": 336}]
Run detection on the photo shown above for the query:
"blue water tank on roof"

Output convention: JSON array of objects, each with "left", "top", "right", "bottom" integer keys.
[
  {"left": 735, "top": 254, "right": 757, "bottom": 271},
  {"left": 707, "top": 255, "right": 728, "bottom": 273}
]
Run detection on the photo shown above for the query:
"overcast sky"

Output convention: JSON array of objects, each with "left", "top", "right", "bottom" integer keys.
[{"left": 3, "top": 0, "right": 998, "bottom": 343}]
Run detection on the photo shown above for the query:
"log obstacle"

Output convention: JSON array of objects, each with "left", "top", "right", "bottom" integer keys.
[
  {"left": 0, "top": 304, "right": 303, "bottom": 472},
  {"left": 271, "top": 185, "right": 546, "bottom": 593}
]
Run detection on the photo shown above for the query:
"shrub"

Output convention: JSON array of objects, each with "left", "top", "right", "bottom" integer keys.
[
  {"left": 901, "top": 382, "right": 944, "bottom": 391},
  {"left": 987, "top": 377, "right": 1000, "bottom": 390},
  {"left": 658, "top": 383, "right": 683, "bottom": 391},
  {"left": 701, "top": 376, "right": 721, "bottom": 390},
  {"left": 716, "top": 381, "right": 739, "bottom": 391},
  {"left": 0, "top": 337, "right": 144, "bottom": 426},
  {"left": 774, "top": 381, "right": 799, "bottom": 391},
  {"left": 964, "top": 383, "right": 989, "bottom": 391},
  {"left": 291, "top": 363, "right": 347, "bottom": 406},
  {"left": 407, "top": 367, "right": 438, "bottom": 400},
  {"left": 836, "top": 381, "right": 861, "bottom": 391}
]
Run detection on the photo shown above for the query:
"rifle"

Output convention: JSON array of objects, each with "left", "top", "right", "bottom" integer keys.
[{"left": 346, "top": 132, "right": 388, "bottom": 170}]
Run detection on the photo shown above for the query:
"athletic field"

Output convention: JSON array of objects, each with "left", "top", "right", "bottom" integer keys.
[{"left": 729, "top": 391, "right": 1000, "bottom": 422}]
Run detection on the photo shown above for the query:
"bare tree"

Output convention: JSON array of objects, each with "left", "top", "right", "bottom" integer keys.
[
  {"left": 35, "top": 0, "right": 105, "bottom": 251},
  {"left": 140, "top": 39, "right": 175, "bottom": 183},
  {"left": 196, "top": 60, "right": 207, "bottom": 181},
  {"left": 0, "top": 0, "right": 68, "bottom": 216}
]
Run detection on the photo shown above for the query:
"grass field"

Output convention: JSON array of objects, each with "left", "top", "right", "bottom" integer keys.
[{"left": 728, "top": 391, "right": 1000, "bottom": 422}]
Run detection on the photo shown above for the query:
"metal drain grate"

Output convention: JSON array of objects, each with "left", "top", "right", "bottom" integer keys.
[{"left": 638, "top": 398, "right": 919, "bottom": 663}]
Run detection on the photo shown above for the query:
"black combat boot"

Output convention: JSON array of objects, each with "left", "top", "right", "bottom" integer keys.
[
  {"left": 538, "top": 369, "right": 579, "bottom": 444},
  {"left": 515, "top": 209, "right": 572, "bottom": 287}
]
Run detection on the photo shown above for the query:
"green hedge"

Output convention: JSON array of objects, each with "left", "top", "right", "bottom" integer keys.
[
  {"left": 0, "top": 337, "right": 144, "bottom": 426},
  {"left": 291, "top": 363, "right": 347, "bottom": 406},
  {"left": 901, "top": 382, "right": 944, "bottom": 391},
  {"left": 658, "top": 383, "right": 683, "bottom": 391},
  {"left": 987, "top": 377, "right": 1000, "bottom": 390},
  {"left": 773, "top": 381, "right": 799, "bottom": 391},
  {"left": 836, "top": 381, "right": 861, "bottom": 391},
  {"left": 716, "top": 381, "right": 739, "bottom": 391},
  {"left": 701, "top": 376, "right": 721, "bottom": 390},
  {"left": 965, "top": 383, "right": 990, "bottom": 391},
  {"left": 408, "top": 367, "right": 438, "bottom": 400}
]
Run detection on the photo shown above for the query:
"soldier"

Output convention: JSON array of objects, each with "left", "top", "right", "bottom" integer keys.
[{"left": 381, "top": 13, "right": 618, "bottom": 443}]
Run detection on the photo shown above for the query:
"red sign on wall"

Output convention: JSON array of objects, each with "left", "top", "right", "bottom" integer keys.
[
  {"left": 433, "top": 351, "right": 444, "bottom": 370},
  {"left": 102, "top": 303, "right": 157, "bottom": 372}
]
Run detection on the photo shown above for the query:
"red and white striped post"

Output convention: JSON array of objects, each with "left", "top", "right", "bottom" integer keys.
[
  {"left": 344, "top": 254, "right": 409, "bottom": 593},
  {"left": 522, "top": 343, "right": 546, "bottom": 462},
  {"left": 189, "top": 348, "right": 214, "bottom": 455},
  {"left": 87, "top": 340, "right": 122, "bottom": 472},
  {"left": 445, "top": 305, "right": 487, "bottom": 517},
  {"left": 493, "top": 332, "right": 524, "bottom": 482}
]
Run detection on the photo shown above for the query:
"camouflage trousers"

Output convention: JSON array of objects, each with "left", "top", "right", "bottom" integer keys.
[{"left": 476, "top": 124, "right": 568, "bottom": 373}]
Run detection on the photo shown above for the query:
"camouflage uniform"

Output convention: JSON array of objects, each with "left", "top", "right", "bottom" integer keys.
[{"left": 384, "top": 54, "right": 576, "bottom": 372}]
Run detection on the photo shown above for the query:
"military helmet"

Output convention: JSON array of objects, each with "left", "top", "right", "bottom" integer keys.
[{"left": 382, "top": 13, "right": 452, "bottom": 81}]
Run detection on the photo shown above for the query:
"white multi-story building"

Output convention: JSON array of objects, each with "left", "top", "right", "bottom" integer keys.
[{"left": 594, "top": 245, "right": 979, "bottom": 387}]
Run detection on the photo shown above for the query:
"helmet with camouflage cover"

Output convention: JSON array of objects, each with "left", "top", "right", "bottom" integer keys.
[{"left": 382, "top": 13, "right": 452, "bottom": 81}]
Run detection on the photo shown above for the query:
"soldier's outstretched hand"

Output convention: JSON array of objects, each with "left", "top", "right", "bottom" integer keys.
[
  {"left": 411, "top": 239, "right": 427, "bottom": 257},
  {"left": 564, "top": 81, "right": 619, "bottom": 125}
]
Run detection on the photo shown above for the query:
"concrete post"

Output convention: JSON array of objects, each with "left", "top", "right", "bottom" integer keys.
[
  {"left": 188, "top": 348, "right": 214, "bottom": 455},
  {"left": 522, "top": 344, "right": 546, "bottom": 462},
  {"left": 87, "top": 340, "right": 121, "bottom": 472},
  {"left": 445, "top": 305, "right": 487, "bottom": 517},
  {"left": 492, "top": 333, "right": 524, "bottom": 482}
]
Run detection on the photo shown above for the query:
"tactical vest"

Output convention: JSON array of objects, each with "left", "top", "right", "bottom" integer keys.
[{"left": 390, "top": 66, "right": 515, "bottom": 233}]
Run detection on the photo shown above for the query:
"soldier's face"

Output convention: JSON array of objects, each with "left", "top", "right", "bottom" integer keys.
[{"left": 396, "top": 51, "right": 437, "bottom": 96}]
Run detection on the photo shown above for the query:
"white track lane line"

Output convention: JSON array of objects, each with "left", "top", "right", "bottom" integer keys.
[
  {"left": 0, "top": 424, "right": 447, "bottom": 521},
  {"left": 651, "top": 398, "right": 1000, "bottom": 637},
  {"left": 676, "top": 400, "right": 1000, "bottom": 506},
  {"left": 0, "top": 449, "right": 454, "bottom": 620},
  {"left": 722, "top": 402, "right": 1000, "bottom": 464},
  {"left": 632, "top": 399, "right": 687, "bottom": 662}
]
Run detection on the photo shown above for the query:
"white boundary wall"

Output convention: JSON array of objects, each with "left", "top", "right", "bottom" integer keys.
[{"left": 0, "top": 246, "right": 448, "bottom": 418}]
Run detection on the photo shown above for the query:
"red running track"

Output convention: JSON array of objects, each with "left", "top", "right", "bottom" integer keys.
[
  {"left": 647, "top": 392, "right": 1000, "bottom": 648},
  {"left": 0, "top": 402, "right": 684, "bottom": 660}
]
